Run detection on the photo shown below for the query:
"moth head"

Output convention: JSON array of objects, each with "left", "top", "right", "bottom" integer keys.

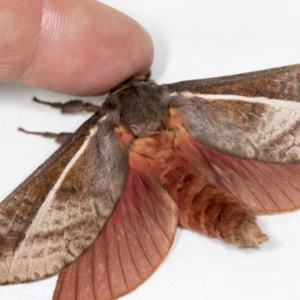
[{"left": 104, "top": 78, "right": 171, "bottom": 137}]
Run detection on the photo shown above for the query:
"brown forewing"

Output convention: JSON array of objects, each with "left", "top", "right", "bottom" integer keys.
[
  {"left": 0, "top": 112, "right": 128, "bottom": 284},
  {"left": 168, "top": 94, "right": 300, "bottom": 163}
]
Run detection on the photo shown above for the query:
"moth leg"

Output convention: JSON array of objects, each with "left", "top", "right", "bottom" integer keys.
[
  {"left": 33, "top": 97, "right": 101, "bottom": 113},
  {"left": 175, "top": 180, "right": 268, "bottom": 247},
  {"left": 18, "top": 127, "right": 73, "bottom": 144}
]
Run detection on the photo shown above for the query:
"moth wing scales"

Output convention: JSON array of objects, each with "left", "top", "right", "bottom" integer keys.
[
  {"left": 169, "top": 94, "right": 300, "bottom": 163},
  {"left": 53, "top": 151, "right": 178, "bottom": 300},
  {"left": 0, "top": 112, "right": 128, "bottom": 284}
]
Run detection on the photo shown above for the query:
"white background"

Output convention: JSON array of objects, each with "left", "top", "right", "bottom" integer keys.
[{"left": 1, "top": 1, "right": 300, "bottom": 299}]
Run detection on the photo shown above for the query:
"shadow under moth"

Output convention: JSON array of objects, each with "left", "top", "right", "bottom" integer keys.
[{"left": 1, "top": 64, "right": 300, "bottom": 299}]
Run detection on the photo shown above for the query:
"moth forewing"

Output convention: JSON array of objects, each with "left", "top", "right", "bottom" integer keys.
[
  {"left": 0, "top": 111, "right": 128, "bottom": 284},
  {"left": 169, "top": 92, "right": 300, "bottom": 163}
]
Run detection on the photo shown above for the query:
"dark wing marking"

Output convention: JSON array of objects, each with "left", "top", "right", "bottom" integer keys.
[
  {"left": 163, "top": 64, "right": 300, "bottom": 101},
  {"left": 53, "top": 151, "right": 178, "bottom": 300},
  {"left": 0, "top": 111, "right": 128, "bottom": 284}
]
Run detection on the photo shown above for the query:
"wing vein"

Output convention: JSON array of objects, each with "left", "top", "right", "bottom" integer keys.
[
  {"left": 127, "top": 206, "right": 154, "bottom": 268},
  {"left": 104, "top": 229, "right": 113, "bottom": 299},
  {"left": 74, "top": 258, "right": 80, "bottom": 300},
  {"left": 120, "top": 217, "right": 142, "bottom": 281},
  {"left": 115, "top": 218, "right": 129, "bottom": 291},
  {"left": 91, "top": 242, "right": 97, "bottom": 300},
  {"left": 240, "top": 160, "right": 279, "bottom": 211},
  {"left": 131, "top": 188, "right": 164, "bottom": 258},
  {"left": 253, "top": 164, "right": 296, "bottom": 208},
  {"left": 140, "top": 176, "right": 173, "bottom": 243},
  {"left": 264, "top": 164, "right": 300, "bottom": 204}
]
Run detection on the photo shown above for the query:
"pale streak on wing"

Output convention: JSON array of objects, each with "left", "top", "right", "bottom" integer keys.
[
  {"left": 7, "top": 126, "right": 98, "bottom": 282},
  {"left": 184, "top": 92, "right": 300, "bottom": 106},
  {"left": 169, "top": 92, "right": 300, "bottom": 163},
  {"left": 46, "top": 126, "right": 98, "bottom": 208},
  {"left": 164, "top": 64, "right": 300, "bottom": 101},
  {"left": 0, "top": 112, "right": 128, "bottom": 284}
]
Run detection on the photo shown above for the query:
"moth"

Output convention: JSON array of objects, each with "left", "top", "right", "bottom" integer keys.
[{"left": 1, "top": 64, "right": 300, "bottom": 300}]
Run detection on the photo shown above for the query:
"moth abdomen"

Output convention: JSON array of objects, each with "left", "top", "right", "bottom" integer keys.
[{"left": 131, "top": 129, "right": 267, "bottom": 247}]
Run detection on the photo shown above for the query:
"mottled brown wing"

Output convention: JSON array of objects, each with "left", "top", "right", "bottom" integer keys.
[
  {"left": 164, "top": 64, "right": 300, "bottom": 100},
  {"left": 174, "top": 124, "right": 300, "bottom": 214},
  {"left": 169, "top": 93, "right": 300, "bottom": 163},
  {"left": 0, "top": 112, "right": 128, "bottom": 284},
  {"left": 53, "top": 151, "right": 178, "bottom": 300}
]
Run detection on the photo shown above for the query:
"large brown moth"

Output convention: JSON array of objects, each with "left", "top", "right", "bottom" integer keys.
[{"left": 2, "top": 64, "right": 300, "bottom": 299}]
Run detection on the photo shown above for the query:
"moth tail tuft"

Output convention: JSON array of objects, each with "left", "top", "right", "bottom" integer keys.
[{"left": 233, "top": 219, "right": 268, "bottom": 247}]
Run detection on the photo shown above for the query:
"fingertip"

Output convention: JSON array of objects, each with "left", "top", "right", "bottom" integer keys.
[{"left": 18, "top": 0, "right": 154, "bottom": 95}]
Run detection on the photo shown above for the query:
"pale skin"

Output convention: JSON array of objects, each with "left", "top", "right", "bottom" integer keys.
[{"left": 0, "top": 0, "right": 153, "bottom": 95}]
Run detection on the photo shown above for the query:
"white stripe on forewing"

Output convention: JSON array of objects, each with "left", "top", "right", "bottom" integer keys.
[
  {"left": 180, "top": 91, "right": 300, "bottom": 112},
  {"left": 175, "top": 91, "right": 300, "bottom": 150},
  {"left": 44, "top": 125, "right": 98, "bottom": 205},
  {"left": 11, "top": 126, "right": 98, "bottom": 260}
]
